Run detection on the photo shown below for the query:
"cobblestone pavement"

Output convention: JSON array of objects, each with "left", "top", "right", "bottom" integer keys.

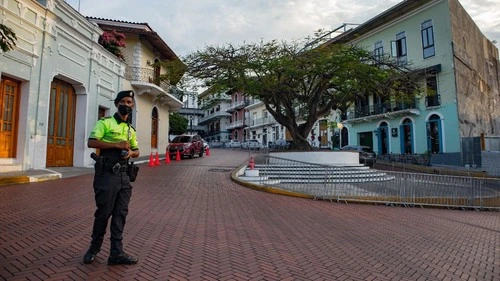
[{"left": 0, "top": 149, "right": 498, "bottom": 281}]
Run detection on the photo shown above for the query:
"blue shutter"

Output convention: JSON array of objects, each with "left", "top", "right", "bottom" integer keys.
[
  {"left": 377, "top": 127, "right": 382, "bottom": 154},
  {"left": 399, "top": 124, "right": 404, "bottom": 154},
  {"left": 437, "top": 120, "right": 443, "bottom": 153},
  {"left": 426, "top": 122, "right": 431, "bottom": 153}
]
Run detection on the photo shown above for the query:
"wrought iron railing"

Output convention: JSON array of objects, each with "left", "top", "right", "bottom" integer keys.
[
  {"left": 124, "top": 66, "right": 171, "bottom": 92},
  {"left": 347, "top": 100, "right": 418, "bottom": 120},
  {"left": 425, "top": 94, "right": 441, "bottom": 107}
]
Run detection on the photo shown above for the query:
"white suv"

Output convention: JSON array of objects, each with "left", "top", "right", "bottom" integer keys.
[
  {"left": 225, "top": 140, "right": 241, "bottom": 148},
  {"left": 242, "top": 139, "right": 261, "bottom": 150}
]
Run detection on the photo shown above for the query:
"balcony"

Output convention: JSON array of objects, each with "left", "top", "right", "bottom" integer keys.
[
  {"left": 124, "top": 66, "right": 182, "bottom": 110},
  {"left": 199, "top": 108, "right": 232, "bottom": 124},
  {"left": 346, "top": 100, "right": 420, "bottom": 123},
  {"left": 227, "top": 120, "right": 248, "bottom": 130},
  {"left": 247, "top": 116, "right": 275, "bottom": 129},
  {"left": 425, "top": 94, "right": 441, "bottom": 107},
  {"left": 179, "top": 107, "right": 204, "bottom": 115},
  {"left": 227, "top": 100, "right": 250, "bottom": 112}
]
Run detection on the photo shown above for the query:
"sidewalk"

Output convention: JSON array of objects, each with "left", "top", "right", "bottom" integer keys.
[{"left": 0, "top": 156, "right": 152, "bottom": 186}]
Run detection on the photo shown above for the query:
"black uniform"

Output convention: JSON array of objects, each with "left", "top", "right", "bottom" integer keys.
[{"left": 84, "top": 110, "right": 139, "bottom": 265}]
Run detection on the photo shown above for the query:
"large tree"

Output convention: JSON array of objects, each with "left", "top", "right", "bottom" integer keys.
[
  {"left": 169, "top": 112, "right": 188, "bottom": 136},
  {"left": 180, "top": 33, "right": 423, "bottom": 150}
]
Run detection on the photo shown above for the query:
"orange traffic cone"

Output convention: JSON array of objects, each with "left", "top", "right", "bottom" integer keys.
[
  {"left": 176, "top": 150, "right": 181, "bottom": 161},
  {"left": 148, "top": 152, "right": 155, "bottom": 167},
  {"left": 155, "top": 152, "right": 160, "bottom": 166},
  {"left": 206, "top": 147, "right": 210, "bottom": 156},
  {"left": 165, "top": 149, "right": 171, "bottom": 164},
  {"left": 248, "top": 156, "right": 255, "bottom": 170}
]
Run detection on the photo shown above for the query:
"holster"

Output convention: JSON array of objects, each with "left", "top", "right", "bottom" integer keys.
[
  {"left": 94, "top": 155, "right": 104, "bottom": 176},
  {"left": 127, "top": 162, "right": 139, "bottom": 182}
]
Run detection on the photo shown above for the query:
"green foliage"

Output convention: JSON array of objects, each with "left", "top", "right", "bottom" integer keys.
[
  {"left": 180, "top": 31, "right": 423, "bottom": 150},
  {"left": 0, "top": 24, "right": 17, "bottom": 52},
  {"left": 169, "top": 112, "right": 188, "bottom": 135}
]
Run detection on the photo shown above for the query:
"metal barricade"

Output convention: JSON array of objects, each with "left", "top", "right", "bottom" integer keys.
[{"left": 254, "top": 155, "right": 500, "bottom": 210}]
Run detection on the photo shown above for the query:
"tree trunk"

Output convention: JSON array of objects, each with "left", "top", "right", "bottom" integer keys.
[{"left": 287, "top": 128, "right": 313, "bottom": 151}]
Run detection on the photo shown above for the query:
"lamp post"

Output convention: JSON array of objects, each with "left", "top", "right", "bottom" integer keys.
[{"left": 336, "top": 122, "right": 344, "bottom": 150}]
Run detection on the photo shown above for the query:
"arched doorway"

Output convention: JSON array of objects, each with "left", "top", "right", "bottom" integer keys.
[
  {"left": 151, "top": 107, "right": 158, "bottom": 149},
  {"left": 377, "top": 122, "right": 389, "bottom": 155},
  {"left": 340, "top": 127, "right": 348, "bottom": 147},
  {"left": 427, "top": 114, "right": 442, "bottom": 153},
  {"left": 0, "top": 77, "right": 20, "bottom": 158},
  {"left": 400, "top": 118, "right": 413, "bottom": 154},
  {"left": 46, "top": 79, "right": 76, "bottom": 167}
]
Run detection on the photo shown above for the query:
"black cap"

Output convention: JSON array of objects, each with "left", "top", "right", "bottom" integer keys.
[{"left": 114, "top": 90, "right": 135, "bottom": 105}]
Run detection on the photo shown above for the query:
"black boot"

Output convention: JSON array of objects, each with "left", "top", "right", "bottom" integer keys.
[
  {"left": 83, "top": 245, "right": 101, "bottom": 264},
  {"left": 107, "top": 252, "right": 138, "bottom": 265}
]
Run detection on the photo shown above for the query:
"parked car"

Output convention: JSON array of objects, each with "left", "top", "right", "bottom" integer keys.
[
  {"left": 269, "top": 139, "right": 292, "bottom": 150},
  {"left": 340, "top": 145, "right": 377, "bottom": 167},
  {"left": 167, "top": 134, "right": 204, "bottom": 159},
  {"left": 241, "top": 139, "right": 262, "bottom": 150},
  {"left": 225, "top": 140, "right": 241, "bottom": 148}
]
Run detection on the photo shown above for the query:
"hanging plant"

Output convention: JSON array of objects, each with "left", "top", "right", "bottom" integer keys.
[{"left": 98, "top": 30, "right": 126, "bottom": 61}]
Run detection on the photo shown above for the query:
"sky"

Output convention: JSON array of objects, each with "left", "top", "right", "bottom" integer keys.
[{"left": 64, "top": 0, "right": 500, "bottom": 58}]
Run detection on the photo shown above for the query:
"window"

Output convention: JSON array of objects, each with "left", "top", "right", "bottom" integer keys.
[
  {"left": 373, "top": 41, "right": 384, "bottom": 60},
  {"left": 425, "top": 71, "right": 440, "bottom": 107},
  {"left": 391, "top": 32, "right": 407, "bottom": 65},
  {"left": 421, "top": 20, "right": 435, "bottom": 58}
]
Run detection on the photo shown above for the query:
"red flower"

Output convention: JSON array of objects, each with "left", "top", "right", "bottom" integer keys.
[{"left": 98, "top": 30, "right": 126, "bottom": 61}]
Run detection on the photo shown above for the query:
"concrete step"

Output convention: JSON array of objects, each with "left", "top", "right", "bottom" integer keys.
[
  {"left": 255, "top": 164, "right": 369, "bottom": 170},
  {"left": 237, "top": 176, "right": 281, "bottom": 185},
  {"left": 243, "top": 164, "right": 394, "bottom": 183},
  {"left": 257, "top": 169, "right": 383, "bottom": 176}
]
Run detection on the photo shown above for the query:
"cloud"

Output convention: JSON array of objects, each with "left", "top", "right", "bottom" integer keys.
[{"left": 66, "top": 0, "right": 499, "bottom": 56}]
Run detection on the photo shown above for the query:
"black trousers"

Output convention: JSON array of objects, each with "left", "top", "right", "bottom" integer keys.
[{"left": 90, "top": 170, "right": 132, "bottom": 256}]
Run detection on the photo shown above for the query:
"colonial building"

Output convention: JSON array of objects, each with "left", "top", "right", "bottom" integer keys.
[
  {"left": 198, "top": 89, "right": 231, "bottom": 143},
  {"left": 0, "top": 0, "right": 182, "bottom": 172},
  {"left": 178, "top": 91, "right": 204, "bottom": 135},
  {"left": 331, "top": 0, "right": 499, "bottom": 166},
  {"left": 227, "top": 90, "right": 249, "bottom": 142},
  {"left": 87, "top": 18, "right": 183, "bottom": 157}
]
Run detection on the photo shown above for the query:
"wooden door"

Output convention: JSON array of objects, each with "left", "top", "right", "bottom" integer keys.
[
  {"left": 46, "top": 79, "right": 76, "bottom": 167},
  {"left": 0, "top": 78, "right": 20, "bottom": 158}
]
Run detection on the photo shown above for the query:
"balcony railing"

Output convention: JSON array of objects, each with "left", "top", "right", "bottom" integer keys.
[
  {"left": 248, "top": 116, "right": 275, "bottom": 127},
  {"left": 227, "top": 120, "right": 247, "bottom": 129},
  {"left": 227, "top": 100, "right": 250, "bottom": 112},
  {"left": 124, "top": 66, "right": 170, "bottom": 92},
  {"left": 425, "top": 94, "right": 441, "bottom": 107},
  {"left": 347, "top": 100, "right": 418, "bottom": 120},
  {"left": 199, "top": 109, "right": 232, "bottom": 124}
]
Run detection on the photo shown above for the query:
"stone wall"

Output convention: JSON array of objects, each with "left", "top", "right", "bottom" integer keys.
[{"left": 449, "top": 0, "right": 500, "bottom": 138}]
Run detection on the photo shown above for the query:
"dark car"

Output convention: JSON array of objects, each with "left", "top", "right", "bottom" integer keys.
[
  {"left": 167, "top": 134, "right": 204, "bottom": 159},
  {"left": 340, "top": 145, "right": 377, "bottom": 167}
]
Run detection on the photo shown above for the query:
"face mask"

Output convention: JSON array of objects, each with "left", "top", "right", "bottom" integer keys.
[{"left": 118, "top": 105, "right": 133, "bottom": 116}]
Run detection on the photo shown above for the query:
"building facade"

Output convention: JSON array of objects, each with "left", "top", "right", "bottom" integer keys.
[
  {"left": 0, "top": 0, "right": 181, "bottom": 172},
  {"left": 333, "top": 0, "right": 499, "bottom": 166},
  {"left": 88, "top": 18, "right": 183, "bottom": 157},
  {"left": 198, "top": 89, "right": 231, "bottom": 143}
]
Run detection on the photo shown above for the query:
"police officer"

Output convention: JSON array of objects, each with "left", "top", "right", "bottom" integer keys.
[{"left": 83, "top": 90, "right": 140, "bottom": 265}]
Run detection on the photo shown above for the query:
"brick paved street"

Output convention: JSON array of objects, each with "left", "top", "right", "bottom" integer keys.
[{"left": 0, "top": 149, "right": 498, "bottom": 281}]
